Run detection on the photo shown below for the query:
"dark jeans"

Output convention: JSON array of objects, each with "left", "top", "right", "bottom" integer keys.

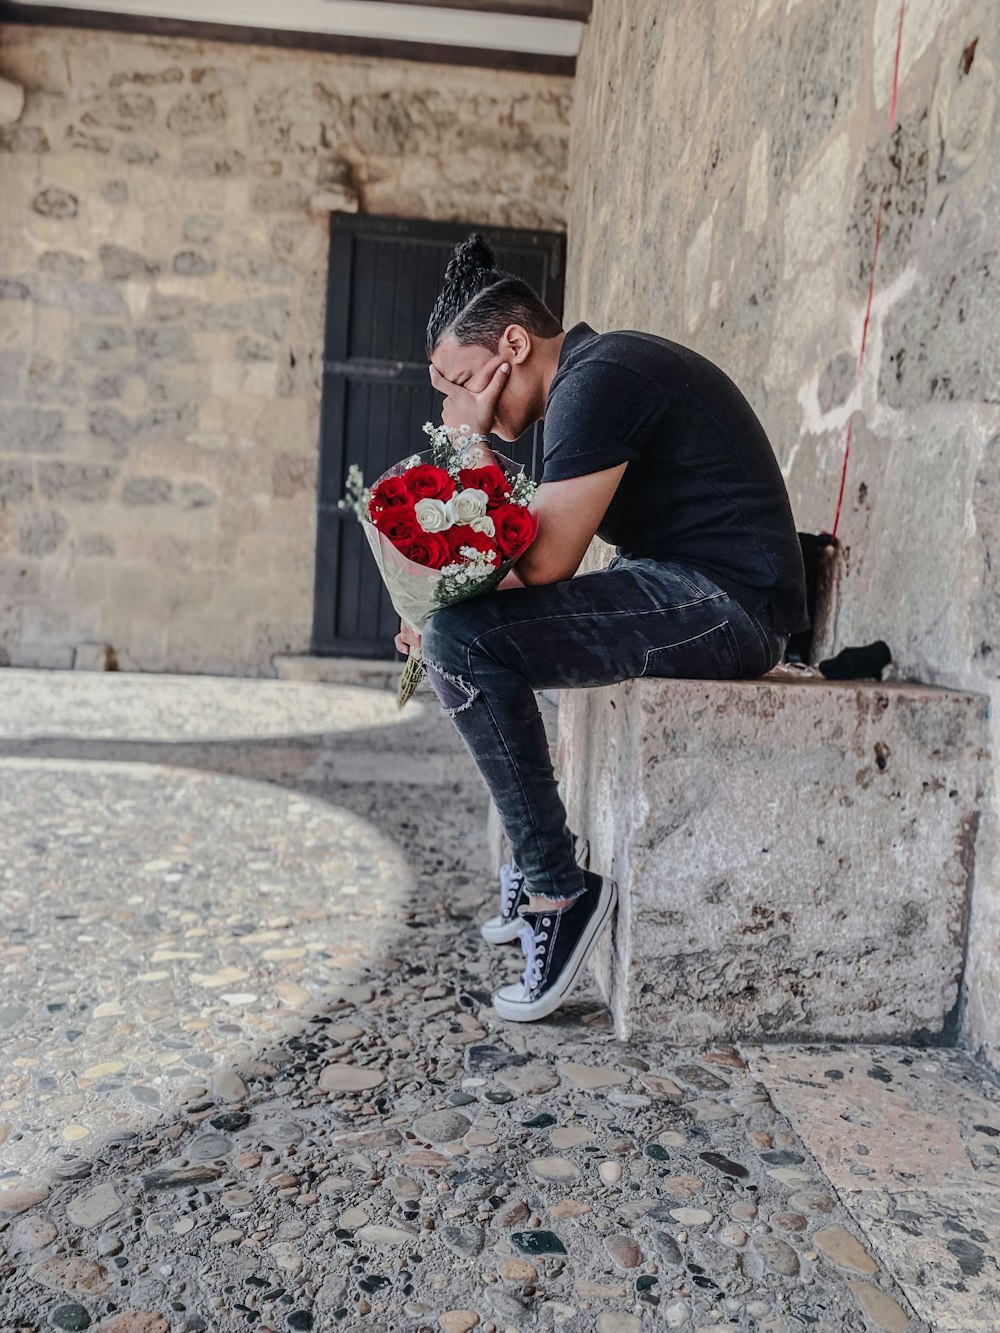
[{"left": 421, "top": 554, "right": 787, "bottom": 904}]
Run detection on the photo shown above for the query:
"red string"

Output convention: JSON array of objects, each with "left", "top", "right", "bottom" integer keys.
[
  {"left": 888, "top": 0, "right": 905, "bottom": 126},
  {"left": 831, "top": 0, "right": 905, "bottom": 540}
]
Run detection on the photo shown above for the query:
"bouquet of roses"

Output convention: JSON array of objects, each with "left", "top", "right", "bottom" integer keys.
[{"left": 342, "top": 423, "right": 538, "bottom": 706}]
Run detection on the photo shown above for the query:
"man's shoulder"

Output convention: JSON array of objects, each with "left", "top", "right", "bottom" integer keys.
[
  {"left": 551, "top": 324, "right": 684, "bottom": 404},
  {"left": 557, "top": 323, "right": 696, "bottom": 386},
  {"left": 559, "top": 323, "right": 763, "bottom": 428}
]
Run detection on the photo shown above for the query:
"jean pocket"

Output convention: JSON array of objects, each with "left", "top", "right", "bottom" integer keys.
[{"left": 640, "top": 619, "right": 743, "bottom": 680}]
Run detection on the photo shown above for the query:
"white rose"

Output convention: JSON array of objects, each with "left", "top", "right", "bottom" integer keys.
[
  {"left": 469, "top": 515, "right": 495, "bottom": 537},
  {"left": 447, "top": 488, "right": 489, "bottom": 524},
  {"left": 414, "top": 497, "right": 450, "bottom": 533}
]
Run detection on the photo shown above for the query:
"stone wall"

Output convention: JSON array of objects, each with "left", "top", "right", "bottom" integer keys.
[
  {"left": 560, "top": 675, "right": 989, "bottom": 1045},
  {"left": 566, "top": 0, "right": 1000, "bottom": 1070},
  {"left": 0, "top": 25, "right": 570, "bottom": 675}
]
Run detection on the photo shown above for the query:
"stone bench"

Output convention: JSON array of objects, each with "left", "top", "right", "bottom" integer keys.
[{"left": 555, "top": 673, "right": 990, "bottom": 1043}]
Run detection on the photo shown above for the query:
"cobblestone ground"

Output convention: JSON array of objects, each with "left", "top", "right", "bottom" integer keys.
[{"left": 1, "top": 669, "right": 998, "bottom": 1333}]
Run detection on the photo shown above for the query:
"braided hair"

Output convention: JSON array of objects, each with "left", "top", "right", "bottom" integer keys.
[{"left": 425, "top": 232, "right": 562, "bottom": 358}]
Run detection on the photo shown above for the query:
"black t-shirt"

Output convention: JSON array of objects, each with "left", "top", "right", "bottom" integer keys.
[{"left": 541, "top": 321, "right": 810, "bottom": 636}]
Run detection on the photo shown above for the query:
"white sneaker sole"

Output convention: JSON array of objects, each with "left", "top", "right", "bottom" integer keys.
[
  {"left": 492, "top": 877, "right": 618, "bottom": 1022},
  {"left": 480, "top": 913, "right": 524, "bottom": 945},
  {"left": 481, "top": 836, "right": 591, "bottom": 947}
]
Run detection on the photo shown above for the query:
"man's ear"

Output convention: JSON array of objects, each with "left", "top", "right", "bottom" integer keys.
[{"left": 502, "top": 323, "right": 532, "bottom": 365}]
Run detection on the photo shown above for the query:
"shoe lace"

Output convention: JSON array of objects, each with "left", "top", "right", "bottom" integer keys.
[
  {"left": 517, "top": 917, "right": 550, "bottom": 996},
  {"left": 499, "top": 859, "right": 525, "bottom": 919}
]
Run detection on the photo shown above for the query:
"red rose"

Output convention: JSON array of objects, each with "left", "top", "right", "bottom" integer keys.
[
  {"left": 448, "top": 524, "right": 500, "bottom": 564},
  {"left": 404, "top": 464, "right": 456, "bottom": 502},
  {"left": 491, "top": 503, "right": 537, "bottom": 558},
  {"left": 458, "top": 465, "right": 510, "bottom": 507},
  {"left": 369, "top": 475, "right": 412, "bottom": 511},
  {"left": 400, "top": 531, "right": 453, "bottom": 570},
  {"left": 371, "top": 503, "right": 421, "bottom": 546}
]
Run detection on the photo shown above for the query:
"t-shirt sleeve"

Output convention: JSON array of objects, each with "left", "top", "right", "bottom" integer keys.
[{"left": 541, "top": 360, "right": 665, "bottom": 482}]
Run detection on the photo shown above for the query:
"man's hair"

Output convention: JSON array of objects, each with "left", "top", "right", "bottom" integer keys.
[{"left": 426, "top": 232, "right": 562, "bottom": 358}]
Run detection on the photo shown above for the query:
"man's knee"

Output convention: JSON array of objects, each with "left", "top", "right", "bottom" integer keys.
[
  {"left": 422, "top": 605, "right": 470, "bottom": 669},
  {"left": 422, "top": 606, "right": 481, "bottom": 716}
]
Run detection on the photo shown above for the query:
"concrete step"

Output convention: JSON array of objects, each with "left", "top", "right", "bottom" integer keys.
[
  {"left": 272, "top": 653, "right": 404, "bottom": 690},
  {"left": 558, "top": 674, "right": 990, "bottom": 1044}
]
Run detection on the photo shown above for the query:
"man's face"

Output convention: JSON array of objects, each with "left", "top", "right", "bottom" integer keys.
[{"left": 430, "top": 332, "right": 533, "bottom": 442}]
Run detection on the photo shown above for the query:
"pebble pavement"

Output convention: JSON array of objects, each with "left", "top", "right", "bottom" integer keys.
[{"left": 1, "top": 668, "right": 998, "bottom": 1332}]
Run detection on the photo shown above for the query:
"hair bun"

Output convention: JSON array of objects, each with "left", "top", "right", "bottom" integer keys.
[{"left": 443, "top": 232, "right": 498, "bottom": 286}]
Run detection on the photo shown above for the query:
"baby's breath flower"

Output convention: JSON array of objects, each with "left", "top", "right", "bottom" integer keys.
[{"left": 338, "top": 462, "right": 370, "bottom": 519}]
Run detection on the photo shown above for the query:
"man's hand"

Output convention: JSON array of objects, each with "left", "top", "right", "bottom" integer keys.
[
  {"left": 395, "top": 620, "right": 422, "bottom": 656},
  {"left": 429, "top": 358, "right": 510, "bottom": 437}
]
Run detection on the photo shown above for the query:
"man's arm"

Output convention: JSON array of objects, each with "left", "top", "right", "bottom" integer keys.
[{"left": 510, "top": 463, "right": 628, "bottom": 586}]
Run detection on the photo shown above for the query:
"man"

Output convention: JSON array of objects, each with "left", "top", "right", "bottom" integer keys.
[{"left": 397, "top": 234, "right": 809, "bottom": 1023}]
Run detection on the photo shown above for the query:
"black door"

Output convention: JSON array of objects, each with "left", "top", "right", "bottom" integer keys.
[{"left": 311, "top": 214, "right": 566, "bottom": 659}]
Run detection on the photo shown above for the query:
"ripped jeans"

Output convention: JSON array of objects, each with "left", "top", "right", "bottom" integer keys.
[{"left": 420, "top": 553, "right": 788, "bottom": 904}]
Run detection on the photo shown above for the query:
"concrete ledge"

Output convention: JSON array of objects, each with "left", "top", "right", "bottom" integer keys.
[
  {"left": 558, "top": 674, "right": 991, "bottom": 1044},
  {"left": 272, "top": 654, "right": 404, "bottom": 690}
]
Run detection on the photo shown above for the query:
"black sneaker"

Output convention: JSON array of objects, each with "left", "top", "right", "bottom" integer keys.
[
  {"left": 480, "top": 836, "right": 591, "bottom": 946},
  {"left": 492, "top": 869, "right": 617, "bottom": 1021}
]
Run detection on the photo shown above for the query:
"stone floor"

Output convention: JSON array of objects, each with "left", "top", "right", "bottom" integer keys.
[{"left": 0, "top": 667, "right": 998, "bottom": 1333}]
